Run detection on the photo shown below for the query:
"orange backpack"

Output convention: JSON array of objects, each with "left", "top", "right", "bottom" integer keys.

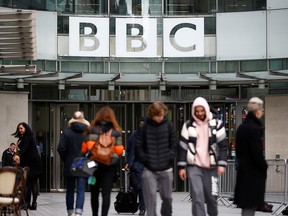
[{"left": 89, "top": 128, "right": 115, "bottom": 165}]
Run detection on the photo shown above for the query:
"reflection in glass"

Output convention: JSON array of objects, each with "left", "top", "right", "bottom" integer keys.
[
  {"left": 110, "top": 0, "right": 162, "bottom": 15},
  {"left": 165, "top": 0, "right": 216, "bottom": 15}
]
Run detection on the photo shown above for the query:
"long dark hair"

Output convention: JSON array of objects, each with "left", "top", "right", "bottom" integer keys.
[{"left": 11, "top": 122, "right": 33, "bottom": 138}]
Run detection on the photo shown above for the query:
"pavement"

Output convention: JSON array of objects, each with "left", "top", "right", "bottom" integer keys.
[{"left": 22, "top": 192, "right": 285, "bottom": 216}]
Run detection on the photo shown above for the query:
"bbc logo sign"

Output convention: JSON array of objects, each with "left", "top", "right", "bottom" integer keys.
[{"left": 69, "top": 17, "right": 204, "bottom": 58}]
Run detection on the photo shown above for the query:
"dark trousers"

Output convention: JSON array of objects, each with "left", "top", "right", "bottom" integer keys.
[
  {"left": 90, "top": 165, "right": 116, "bottom": 216},
  {"left": 25, "top": 175, "right": 39, "bottom": 206},
  {"left": 130, "top": 171, "right": 146, "bottom": 211}
]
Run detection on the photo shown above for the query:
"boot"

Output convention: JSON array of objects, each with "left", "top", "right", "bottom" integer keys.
[{"left": 30, "top": 202, "right": 37, "bottom": 210}]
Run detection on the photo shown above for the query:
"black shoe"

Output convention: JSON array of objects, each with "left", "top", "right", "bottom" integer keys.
[
  {"left": 30, "top": 202, "right": 37, "bottom": 210},
  {"left": 139, "top": 210, "right": 145, "bottom": 215}
]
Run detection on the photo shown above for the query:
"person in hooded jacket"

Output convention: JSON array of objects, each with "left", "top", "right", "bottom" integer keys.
[
  {"left": 178, "top": 97, "right": 227, "bottom": 216},
  {"left": 233, "top": 97, "right": 267, "bottom": 216},
  {"left": 57, "top": 111, "right": 90, "bottom": 216},
  {"left": 82, "top": 106, "right": 124, "bottom": 216},
  {"left": 136, "top": 101, "right": 177, "bottom": 216}
]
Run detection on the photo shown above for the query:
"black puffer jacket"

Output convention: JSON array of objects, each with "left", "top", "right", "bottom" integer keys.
[
  {"left": 234, "top": 113, "right": 268, "bottom": 208},
  {"left": 135, "top": 117, "right": 177, "bottom": 172},
  {"left": 57, "top": 122, "right": 88, "bottom": 176}
]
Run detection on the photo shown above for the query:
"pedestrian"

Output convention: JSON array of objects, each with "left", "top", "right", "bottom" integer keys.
[
  {"left": 178, "top": 96, "right": 227, "bottom": 216},
  {"left": 125, "top": 116, "right": 146, "bottom": 215},
  {"left": 1, "top": 142, "right": 16, "bottom": 167},
  {"left": 136, "top": 101, "right": 177, "bottom": 216},
  {"left": 82, "top": 106, "right": 124, "bottom": 216},
  {"left": 234, "top": 97, "right": 267, "bottom": 216},
  {"left": 12, "top": 122, "right": 42, "bottom": 210},
  {"left": 57, "top": 111, "right": 90, "bottom": 216}
]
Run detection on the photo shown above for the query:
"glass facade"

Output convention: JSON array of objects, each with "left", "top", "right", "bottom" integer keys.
[
  {"left": 2, "top": 0, "right": 288, "bottom": 193},
  {"left": 1, "top": 0, "right": 266, "bottom": 14}
]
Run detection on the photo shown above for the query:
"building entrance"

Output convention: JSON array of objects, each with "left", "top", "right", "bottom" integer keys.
[{"left": 31, "top": 101, "right": 242, "bottom": 192}]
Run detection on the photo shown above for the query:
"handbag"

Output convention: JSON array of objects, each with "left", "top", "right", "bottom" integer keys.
[{"left": 71, "top": 157, "right": 98, "bottom": 177}]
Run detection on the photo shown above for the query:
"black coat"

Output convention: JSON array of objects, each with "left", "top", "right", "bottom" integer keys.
[
  {"left": 1, "top": 148, "right": 15, "bottom": 166},
  {"left": 18, "top": 135, "right": 42, "bottom": 176},
  {"left": 57, "top": 122, "right": 88, "bottom": 176},
  {"left": 234, "top": 113, "right": 268, "bottom": 208},
  {"left": 135, "top": 117, "right": 177, "bottom": 172}
]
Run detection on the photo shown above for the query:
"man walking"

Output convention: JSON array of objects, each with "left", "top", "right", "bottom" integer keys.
[
  {"left": 136, "top": 101, "right": 177, "bottom": 216},
  {"left": 178, "top": 96, "right": 227, "bottom": 216}
]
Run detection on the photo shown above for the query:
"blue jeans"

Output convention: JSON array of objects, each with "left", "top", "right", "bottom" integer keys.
[{"left": 66, "top": 176, "right": 86, "bottom": 215}]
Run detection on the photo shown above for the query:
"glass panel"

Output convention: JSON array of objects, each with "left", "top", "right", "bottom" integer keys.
[
  {"left": 111, "top": 0, "right": 162, "bottom": 16},
  {"left": 58, "top": 16, "right": 69, "bottom": 34},
  {"left": 180, "top": 88, "right": 210, "bottom": 100},
  {"left": 32, "top": 60, "right": 45, "bottom": 71},
  {"left": 57, "top": 0, "right": 73, "bottom": 13},
  {"left": 150, "top": 62, "right": 162, "bottom": 74},
  {"left": 165, "top": 0, "right": 195, "bottom": 15},
  {"left": 1, "top": 0, "right": 56, "bottom": 10},
  {"left": 284, "top": 58, "right": 288, "bottom": 69},
  {"left": 120, "top": 62, "right": 151, "bottom": 73},
  {"left": 110, "top": 62, "right": 120, "bottom": 73},
  {"left": 216, "top": 61, "right": 239, "bottom": 73},
  {"left": 225, "top": 61, "right": 239, "bottom": 73},
  {"left": 90, "top": 87, "right": 151, "bottom": 101},
  {"left": 211, "top": 61, "right": 216, "bottom": 73},
  {"left": 32, "top": 85, "right": 59, "bottom": 100},
  {"left": 119, "top": 89, "right": 150, "bottom": 100},
  {"left": 61, "top": 88, "right": 89, "bottom": 100},
  {"left": 181, "top": 62, "right": 209, "bottom": 73},
  {"left": 241, "top": 60, "right": 267, "bottom": 72},
  {"left": 269, "top": 59, "right": 283, "bottom": 70},
  {"left": 11, "top": 60, "right": 30, "bottom": 65},
  {"left": 75, "top": 0, "right": 99, "bottom": 14},
  {"left": 165, "top": 0, "right": 216, "bottom": 15},
  {"left": 218, "top": 0, "right": 266, "bottom": 12},
  {"left": 32, "top": 102, "right": 50, "bottom": 191},
  {"left": 45, "top": 61, "right": 57, "bottom": 72},
  {"left": 194, "top": 0, "right": 215, "bottom": 14},
  {"left": 204, "top": 17, "right": 216, "bottom": 34},
  {"left": 165, "top": 62, "right": 179, "bottom": 74},
  {"left": 61, "top": 61, "right": 89, "bottom": 72},
  {"left": 90, "top": 62, "right": 105, "bottom": 73},
  {"left": 46, "top": 0, "right": 57, "bottom": 11}
]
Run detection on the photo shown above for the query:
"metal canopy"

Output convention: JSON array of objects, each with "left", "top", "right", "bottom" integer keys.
[{"left": 0, "top": 69, "right": 288, "bottom": 88}]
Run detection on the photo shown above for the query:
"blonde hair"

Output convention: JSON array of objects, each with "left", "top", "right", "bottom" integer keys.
[{"left": 247, "top": 97, "right": 263, "bottom": 113}]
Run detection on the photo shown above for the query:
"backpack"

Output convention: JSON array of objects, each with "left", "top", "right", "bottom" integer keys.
[{"left": 89, "top": 128, "right": 115, "bottom": 165}]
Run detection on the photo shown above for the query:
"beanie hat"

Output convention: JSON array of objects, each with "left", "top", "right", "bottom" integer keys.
[{"left": 137, "top": 116, "right": 145, "bottom": 124}]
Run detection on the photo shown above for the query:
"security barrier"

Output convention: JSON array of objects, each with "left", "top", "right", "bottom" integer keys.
[
  {"left": 217, "top": 159, "right": 288, "bottom": 215},
  {"left": 218, "top": 160, "right": 237, "bottom": 207}
]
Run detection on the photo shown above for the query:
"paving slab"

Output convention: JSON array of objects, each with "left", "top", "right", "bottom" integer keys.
[{"left": 25, "top": 192, "right": 280, "bottom": 216}]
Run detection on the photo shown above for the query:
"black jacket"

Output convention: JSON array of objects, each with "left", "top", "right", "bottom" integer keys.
[
  {"left": 127, "top": 129, "right": 144, "bottom": 172},
  {"left": 135, "top": 117, "right": 177, "bottom": 172},
  {"left": 57, "top": 122, "right": 88, "bottom": 176},
  {"left": 234, "top": 113, "right": 268, "bottom": 208},
  {"left": 18, "top": 135, "right": 42, "bottom": 176},
  {"left": 1, "top": 148, "right": 15, "bottom": 167}
]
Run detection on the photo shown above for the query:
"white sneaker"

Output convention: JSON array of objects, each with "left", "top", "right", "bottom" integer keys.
[{"left": 75, "top": 214, "right": 81, "bottom": 216}]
